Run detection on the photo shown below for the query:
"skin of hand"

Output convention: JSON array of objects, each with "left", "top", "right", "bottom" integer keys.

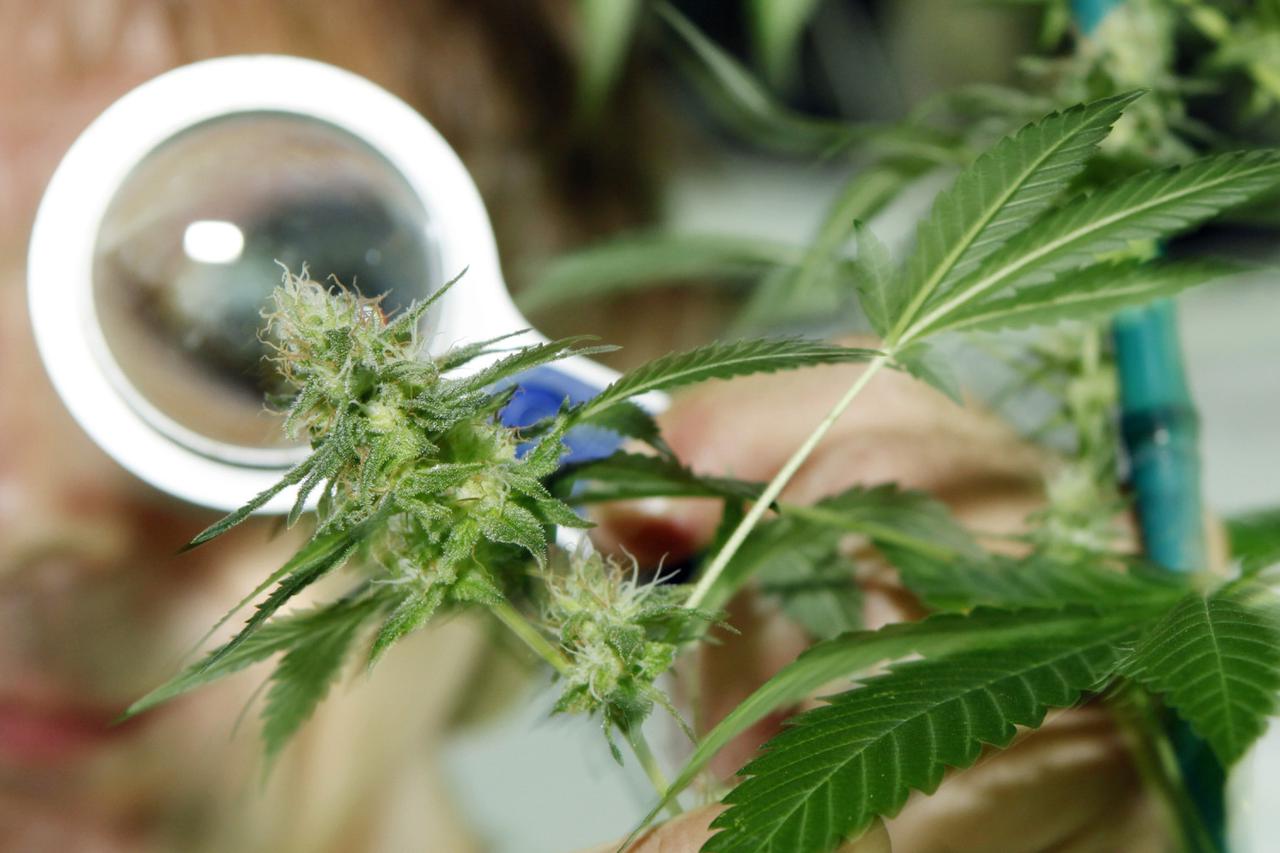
[{"left": 587, "top": 361, "right": 1171, "bottom": 853}]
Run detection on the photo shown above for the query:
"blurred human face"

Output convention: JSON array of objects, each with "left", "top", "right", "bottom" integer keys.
[
  {"left": 0, "top": 15, "right": 309, "bottom": 852},
  {"left": 0, "top": 5, "right": 484, "bottom": 851}
]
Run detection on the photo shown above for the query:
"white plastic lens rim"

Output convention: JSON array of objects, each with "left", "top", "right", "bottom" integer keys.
[{"left": 27, "top": 55, "right": 611, "bottom": 514}]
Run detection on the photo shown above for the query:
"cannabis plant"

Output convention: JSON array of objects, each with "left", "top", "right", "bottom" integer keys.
[{"left": 129, "top": 93, "right": 1280, "bottom": 853}]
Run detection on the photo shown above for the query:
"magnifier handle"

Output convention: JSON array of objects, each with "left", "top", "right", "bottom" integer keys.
[{"left": 499, "top": 364, "right": 627, "bottom": 464}]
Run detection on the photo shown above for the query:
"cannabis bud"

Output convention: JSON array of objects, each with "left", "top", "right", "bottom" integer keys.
[{"left": 541, "top": 549, "right": 712, "bottom": 746}]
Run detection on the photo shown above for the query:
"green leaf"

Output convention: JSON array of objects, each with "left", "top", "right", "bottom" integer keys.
[
  {"left": 888, "top": 92, "right": 1141, "bottom": 342},
  {"left": 790, "top": 484, "right": 980, "bottom": 560},
  {"left": 575, "top": 0, "right": 641, "bottom": 118},
  {"left": 449, "top": 337, "right": 617, "bottom": 392},
  {"left": 699, "top": 484, "right": 975, "bottom": 619},
  {"left": 575, "top": 400, "right": 675, "bottom": 458},
  {"left": 892, "top": 343, "right": 964, "bottom": 404},
  {"left": 403, "top": 463, "right": 487, "bottom": 497},
  {"left": 657, "top": 3, "right": 855, "bottom": 154},
  {"left": 126, "top": 594, "right": 378, "bottom": 718},
  {"left": 735, "top": 169, "right": 910, "bottom": 333},
  {"left": 706, "top": 609, "right": 1137, "bottom": 852},
  {"left": 177, "top": 524, "right": 372, "bottom": 679},
  {"left": 382, "top": 267, "right": 469, "bottom": 343},
  {"left": 183, "top": 455, "right": 316, "bottom": 549},
  {"left": 930, "top": 259, "right": 1244, "bottom": 334},
  {"left": 852, "top": 222, "right": 897, "bottom": 338},
  {"left": 435, "top": 330, "right": 529, "bottom": 372},
  {"left": 906, "top": 150, "right": 1280, "bottom": 341},
  {"left": 756, "top": 540, "right": 861, "bottom": 641},
  {"left": 195, "top": 520, "right": 383, "bottom": 679},
  {"left": 519, "top": 233, "right": 798, "bottom": 313},
  {"left": 368, "top": 584, "right": 446, "bottom": 669},
  {"left": 628, "top": 606, "right": 1153, "bottom": 845},
  {"left": 550, "top": 452, "right": 763, "bottom": 505},
  {"left": 1228, "top": 507, "right": 1280, "bottom": 575},
  {"left": 698, "top": 514, "right": 841, "bottom": 619},
  {"left": 749, "top": 0, "right": 822, "bottom": 87},
  {"left": 477, "top": 503, "right": 548, "bottom": 566},
  {"left": 576, "top": 338, "right": 879, "bottom": 422},
  {"left": 261, "top": 599, "right": 371, "bottom": 761},
  {"left": 1121, "top": 585, "right": 1280, "bottom": 766},
  {"left": 534, "top": 495, "right": 594, "bottom": 529},
  {"left": 885, "top": 547, "right": 1186, "bottom": 613}
]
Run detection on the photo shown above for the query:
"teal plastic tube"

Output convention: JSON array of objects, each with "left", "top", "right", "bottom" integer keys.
[
  {"left": 1070, "top": 0, "right": 1225, "bottom": 847},
  {"left": 1113, "top": 301, "right": 1208, "bottom": 573}
]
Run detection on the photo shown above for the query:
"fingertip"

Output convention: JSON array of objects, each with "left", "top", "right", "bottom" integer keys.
[{"left": 838, "top": 817, "right": 892, "bottom": 853}]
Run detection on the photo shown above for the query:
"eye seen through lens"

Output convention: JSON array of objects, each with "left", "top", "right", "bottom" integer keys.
[{"left": 92, "top": 112, "right": 441, "bottom": 458}]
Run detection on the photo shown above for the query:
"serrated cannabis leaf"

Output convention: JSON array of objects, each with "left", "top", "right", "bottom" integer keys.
[
  {"left": 435, "top": 330, "right": 530, "bottom": 372},
  {"left": 891, "top": 344, "right": 964, "bottom": 404},
  {"left": 211, "top": 537, "right": 361, "bottom": 672},
  {"left": 790, "top": 484, "right": 980, "bottom": 560},
  {"left": 755, "top": 538, "right": 862, "bottom": 641},
  {"left": 886, "top": 92, "right": 1140, "bottom": 342},
  {"left": 697, "top": 484, "right": 976, "bottom": 619},
  {"left": 697, "top": 513, "right": 842, "bottom": 622},
  {"left": 1122, "top": 585, "right": 1280, "bottom": 766},
  {"left": 905, "top": 150, "right": 1280, "bottom": 340},
  {"left": 885, "top": 547, "right": 1187, "bottom": 613},
  {"left": 519, "top": 233, "right": 799, "bottom": 312},
  {"left": 477, "top": 504, "right": 548, "bottom": 566},
  {"left": 183, "top": 456, "right": 316, "bottom": 549},
  {"left": 931, "top": 259, "right": 1244, "bottom": 334},
  {"left": 176, "top": 525, "right": 371, "bottom": 675},
  {"left": 852, "top": 222, "right": 896, "bottom": 338},
  {"left": 368, "top": 584, "right": 446, "bottom": 669},
  {"left": 551, "top": 452, "right": 762, "bottom": 505},
  {"left": 577, "top": 338, "right": 877, "bottom": 423},
  {"left": 449, "top": 336, "right": 618, "bottom": 393},
  {"left": 626, "top": 606, "right": 1158, "bottom": 846},
  {"left": 704, "top": 611, "right": 1139, "bottom": 852},
  {"left": 575, "top": 401, "right": 675, "bottom": 458},
  {"left": 126, "top": 594, "right": 379, "bottom": 719},
  {"left": 261, "top": 597, "right": 372, "bottom": 761},
  {"left": 736, "top": 175, "right": 883, "bottom": 333},
  {"left": 658, "top": 3, "right": 858, "bottom": 155},
  {"left": 1228, "top": 507, "right": 1280, "bottom": 575}
]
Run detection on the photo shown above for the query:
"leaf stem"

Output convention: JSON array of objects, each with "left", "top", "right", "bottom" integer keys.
[
  {"left": 491, "top": 600, "right": 570, "bottom": 676},
  {"left": 626, "top": 725, "right": 683, "bottom": 816},
  {"left": 1109, "top": 684, "right": 1217, "bottom": 853},
  {"left": 686, "top": 353, "right": 891, "bottom": 609}
]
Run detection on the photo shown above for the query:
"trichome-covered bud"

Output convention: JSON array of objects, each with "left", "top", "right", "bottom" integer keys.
[{"left": 540, "top": 548, "right": 712, "bottom": 740}]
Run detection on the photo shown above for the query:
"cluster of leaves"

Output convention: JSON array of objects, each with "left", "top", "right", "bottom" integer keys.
[
  {"left": 545, "top": 8, "right": 1280, "bottom": 851},
  {"left": 605, "top": 88, "right": 1280, "bottom": 851},
  {"left": 529, "top": 2, "right": 1280, "bottom": 335},
  {"left": 130, "top": 56, "right": 1280, "bottom": 853},
  {"left": 623, "top": 527, "right": 1280, "bottom": 853},
  {"left": 126, "top": 269, "right": 876, "bottom": 762}
]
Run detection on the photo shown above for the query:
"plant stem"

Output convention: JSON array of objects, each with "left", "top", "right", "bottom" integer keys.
[
  {"left": 627, "top": 725, "right": 683, "bottom": 817},
  {"left": 686, "top": 353, "right": 891, "bottom": 609},
  {"left": 492, "top": 599, "right": 570, "bottom": 676},
  {"left": 1110, "top": 684, "right": 1217, "bottom": 853}
]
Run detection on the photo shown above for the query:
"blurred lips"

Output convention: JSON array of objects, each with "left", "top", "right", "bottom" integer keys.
[{"left": 0, "top": 695, "right": 150, "bottom": 767}]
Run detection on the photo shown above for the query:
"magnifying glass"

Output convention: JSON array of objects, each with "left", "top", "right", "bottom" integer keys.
[{"left": 28, "top": 55, "right": 630, "bottom": 514}]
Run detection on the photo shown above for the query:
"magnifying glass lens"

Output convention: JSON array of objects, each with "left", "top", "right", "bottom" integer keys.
[{"left": 92, "top": 113, "right": 440, "bottom": 453}]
